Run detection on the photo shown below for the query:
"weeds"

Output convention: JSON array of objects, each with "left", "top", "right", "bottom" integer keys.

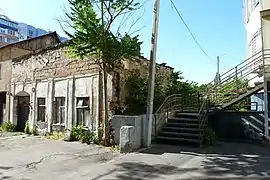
[
  {"left": 46, "top": 132, "right": 65, "bottom": 140},
  {"left": 0, "top": 122, "right": 17, "bottom": 132}
]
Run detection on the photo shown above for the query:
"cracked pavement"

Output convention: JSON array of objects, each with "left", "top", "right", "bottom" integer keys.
[{"left": 1, "top": 134, "right": 270, "bottom": 179}]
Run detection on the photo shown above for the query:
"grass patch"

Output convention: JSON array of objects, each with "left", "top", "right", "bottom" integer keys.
[
  {"left": 109, "top": 145, "right": 120, "bottom": 152},
  {"left": 46, "top": 132, "right": 65, "bottom": 140}
]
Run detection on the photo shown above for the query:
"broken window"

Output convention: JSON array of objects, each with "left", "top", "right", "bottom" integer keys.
[
  {"left": 54, "top": 97, "right": 65, "bottom": 125},
  {"left": 76, "top": 97, "right": 90, "bottom": 127},
  {"left": 37, "top": 98, "right": 46, "bottom": 122}
]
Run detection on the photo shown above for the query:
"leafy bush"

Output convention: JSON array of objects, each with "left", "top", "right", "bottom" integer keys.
[
  {"left": 70, "top": 125, "right": 83, "bottom": 141},
  {"left": 81, "top": 130, "right": 98, "bottom": 145},
  {"left": 24, "top": 120, "right": 31, "bottom": 135},
  {"left": 70, "top": 125, "right": 98, "bottom": 144},
  {"left": 31, "top": 126, "right": 38, "bottom": 136},
  {"left": 1, "top": 122, "right": 17, "bottom": 132},
  {"left": 203, "top": 128, "right": 216, "bottom": 146}
]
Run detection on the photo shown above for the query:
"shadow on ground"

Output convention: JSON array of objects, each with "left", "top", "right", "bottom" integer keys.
[
  {"left": 0, "top": 166, "right": 30, "bottom": 180},
  {"left": 90, "top": 142, "right": 270, "bottom": 179},
  {"left": 135, "top": 142, "right": 270, "bottom": 179}
]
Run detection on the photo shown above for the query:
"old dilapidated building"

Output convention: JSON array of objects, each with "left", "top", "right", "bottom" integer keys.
[
  {"left": 8, "top": 41, "right": 173, "bottom": 134},
  {"left": 0, "top": 32, "right": 60, "bottom": 124}
]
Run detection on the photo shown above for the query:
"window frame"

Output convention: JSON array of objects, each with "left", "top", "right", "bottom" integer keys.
[
  {"left": 76, "top": 97, "right": 90, "bottom": 127},
  {"left": 54, "top": 97, "right": 66, "bottom": 125},
  {"left": 37, "top": 97, "right": 46, "bottom": 122}
]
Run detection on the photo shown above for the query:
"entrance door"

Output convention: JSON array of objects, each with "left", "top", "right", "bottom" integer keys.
[{"left": 17, "top": 96, "right": 30, "bottom": 132}]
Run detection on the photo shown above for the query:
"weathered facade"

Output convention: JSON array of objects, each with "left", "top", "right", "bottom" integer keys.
[
  {"left": 10, "top": 46, "right": 111, "bottom": 133},
  {"left": 8, "top": 42, "right": 173, "bottom": 134},
  {"left": 0, "top": 32, "right": 60, "bottom": 124}
]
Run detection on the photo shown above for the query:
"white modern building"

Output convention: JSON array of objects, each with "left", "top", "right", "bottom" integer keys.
[{"left": 243, "top": 0, "right": 264, "bottom": 111}]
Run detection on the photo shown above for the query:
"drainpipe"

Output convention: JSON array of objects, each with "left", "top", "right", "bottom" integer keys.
[{"left": 260, "top": 8, "right": 269, "bottom": 137}]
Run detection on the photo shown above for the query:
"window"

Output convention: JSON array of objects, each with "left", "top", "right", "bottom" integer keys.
[
  {"left": 37, "top": 98, "right": 46, "bottom": 122},
  {"left": 0, "top": 28, "right": 5, "bottom": 34},
  {"left": 54, "top": 97, "right": 65, "bottom": 124},
  {"left": 0, "top": 64, "right": 2, "bottom": 80},
  {"left": 6, "top": 38, "right": 11, "bottom": 43},
  {"left": 0, "top": 36, "right": 4, "bottom": 42},
  {"left": 28, "top": 30, "right": 33, "bottom": 37},
  {"left": 76, "top": 97, "right": 90, "bottom": 126},
  {"left": 7, "top": 29, "right": 15, "bottom": 36}
]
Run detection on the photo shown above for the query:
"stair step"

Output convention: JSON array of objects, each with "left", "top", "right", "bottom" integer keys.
[
  {"left": 168, "top": 117, "right": 199, "bottom": 124},
  {"left": 157, "top": 136, "right": 200, "bottom": 143},
  {"left": 169, "top": 117, "right": 199, "bottom": 122},
  {"left": 166, "top": 122, "right": 199, "bottom": 127},
  {"left": 160, "top": 131, "right": 200, "bottom": 137},
  {"left": 163, "top": 127, "right": 200, "bottom": 132},
  {"left": 175, "top": 112, "right": 199, "bottom": 119}
]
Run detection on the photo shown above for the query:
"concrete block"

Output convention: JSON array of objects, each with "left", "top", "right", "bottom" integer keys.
[{"left": 120, "top": 126, "right": 136, "bottom": 153}]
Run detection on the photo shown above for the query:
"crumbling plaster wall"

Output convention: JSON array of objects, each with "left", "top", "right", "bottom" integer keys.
[{"left": 10, "top": 47, "right": 113, "bottom": 133}]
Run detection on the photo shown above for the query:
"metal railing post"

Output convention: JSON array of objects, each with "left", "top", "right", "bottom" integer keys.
[
  {"left": 235, "top": 66, "right": 239, "bottom": 95},
  {"left": 154, "top": 113, "right": 157, "bottom": 141}
]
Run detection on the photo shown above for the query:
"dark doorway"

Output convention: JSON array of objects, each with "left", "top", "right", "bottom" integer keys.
[
  {"left": 0, "top": 92, "right": 6, "bottom": 125},
  {"left": 17, "top": 96, "right": 30, "bottom": 132}
]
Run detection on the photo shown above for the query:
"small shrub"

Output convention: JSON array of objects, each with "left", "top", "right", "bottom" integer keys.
[
  {"left": 70, "top": 125, "right": 99, "bottom": 144},
  {"left": 24, "top": 121, "right": 31, "bottom": 135},
  {"left": 1, "top": 122, "right": 17, "bottom": 132},
  {"left": 70, "top": 125, "right": 83, "bottom": 141},
  {"left": 31, "top": 126, "right": 38, "bottom": 136},
  {"left": 203, "top": 128, "right": 216, "bottom": 146},
  {"left": 81, "top": 130, "right": 98, "bottom": 144}
]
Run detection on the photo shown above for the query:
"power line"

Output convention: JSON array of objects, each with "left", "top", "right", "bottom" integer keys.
[{"left": 169, "top": 0, "right": 213, "bottom": 61}]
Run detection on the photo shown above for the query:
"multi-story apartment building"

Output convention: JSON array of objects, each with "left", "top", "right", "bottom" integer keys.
[
  {"left": 18, "top": 23, "right": 48, "bottom": 41},
  {"left": 0, "top": 15, "right": 19, "bottom": 46},
  {"left": 243, "top": 0, "right": 264, "bottom": 110},
  {"left": 0, "top": 14, "right": 68, "bottom": 46}
]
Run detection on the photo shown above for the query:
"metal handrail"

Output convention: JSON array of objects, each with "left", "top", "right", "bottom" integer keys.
[
  {"left": 198, "top": 49, "right": 268, "bottom": 145},
  {"left": 153, "top": 92, "right": 202, "bottom": 139}
]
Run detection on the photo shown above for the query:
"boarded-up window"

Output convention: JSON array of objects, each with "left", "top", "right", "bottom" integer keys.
[
  {"left": 54, "top": 97, "right": 65, "bottom": 124},
  {"left": 76, "top": 97, "right": 90, "bottom": 127},
  {"left": 37, "top": 98, "right": 46, "bottom": 122}
]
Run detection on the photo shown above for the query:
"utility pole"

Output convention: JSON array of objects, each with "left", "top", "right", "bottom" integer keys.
[
  {"left": 144, "top": 0, "right": 161, "bottom": 147},
  {"left": 215, "top": 54, "right": 224, "bottom": 85},
  {"left": 217, "top": 56, "right": 220, "bottom": 77},
  {"left": 215, "top": 56, "right": 221, "bottom": 85}
]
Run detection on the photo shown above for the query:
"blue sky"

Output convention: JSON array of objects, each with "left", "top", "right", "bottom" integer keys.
[{"left": 1, "top": 0, "right": 246, "bottom": 84}]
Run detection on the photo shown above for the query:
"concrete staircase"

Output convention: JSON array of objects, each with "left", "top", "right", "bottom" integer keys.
[
  {"left": 157, "top": 111, "right": 202, "bottom": 146},
  {"left": 154, "top": 50, "right": 268, "bottom": 147}
]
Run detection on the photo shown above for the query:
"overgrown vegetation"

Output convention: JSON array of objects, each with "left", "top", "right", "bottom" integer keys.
[
  {"left": 202, "top": 128, "right": 216, "bottom": 146},
  {"left": 199, "top": 79, "right": 250, "bottom": 111},
  {"left": 122, "top": 70, "right": 200, "bottom": 115},
  {"left": 0, "top": 122, "right": 17, "bottom": 132},
  {"left": 31, "top": 126, "right": 38, "bottom": 136},
  {"left": 69, "top": 125, "right": 99, "bottom": 145},
  {"left": 24, "top": 120, "right": 31, "bottom": 135}
]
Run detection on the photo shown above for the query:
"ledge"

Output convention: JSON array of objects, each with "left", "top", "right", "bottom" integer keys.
[{"left": 261, "top": 9, "right": 270, "bottom": 19}]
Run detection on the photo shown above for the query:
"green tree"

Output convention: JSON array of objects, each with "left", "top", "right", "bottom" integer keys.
[
  {"left": 123, "top": 70, "right": 201, "bottom": 115},
  {"left": 64, "top": 0, "right": 142, "bottom": 145}
]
